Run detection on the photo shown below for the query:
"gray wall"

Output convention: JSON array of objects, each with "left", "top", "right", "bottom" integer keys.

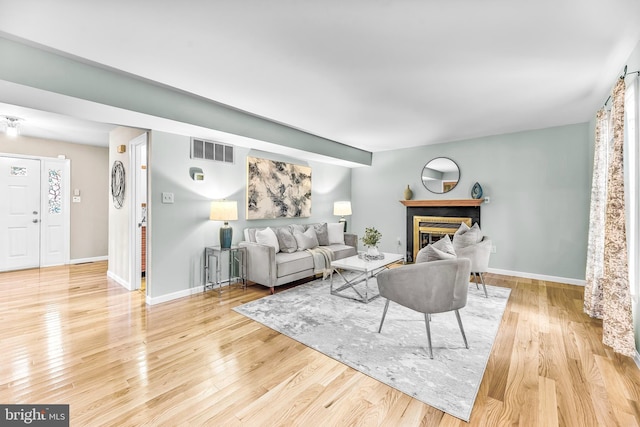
[
  {"left": 148, "top": 131, "right": 352, "bottom": 300},
  {"left": 351, "top": 122, "right": 591, "bottom": 282}
]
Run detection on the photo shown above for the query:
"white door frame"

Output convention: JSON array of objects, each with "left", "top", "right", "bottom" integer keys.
[
  {"left": 0, "top": 153, "right": 70, "bottom": 269},
  {"left": 129, "top": 133, "right": 148, "bottom": 294}
]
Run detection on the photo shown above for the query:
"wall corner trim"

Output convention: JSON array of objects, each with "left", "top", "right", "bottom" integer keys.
[
  {"left": 146, "top": 285, "right": 205, "bottom": 305},
  {"left": 70, "top": 256, "right": 108, "bottom": 264},
  {"left": 107, "top": 270, "right": 130, "bottom": 290},
  {"left": 487, "top": 268, "right": 586, "bottom": 287}
]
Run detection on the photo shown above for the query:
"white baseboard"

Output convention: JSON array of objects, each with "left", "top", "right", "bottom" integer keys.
[
  {"left": 70, "top": 256, "right": 108, "bottom": 264},
  {"left": 487, "top": 268, "right": 586, "bottom": 286},
  {"left": 107, "top": 270, "right": 130, "bottom": 290},
  {"left": 146, "top": 285, "right": 205, "bottom": 305}
]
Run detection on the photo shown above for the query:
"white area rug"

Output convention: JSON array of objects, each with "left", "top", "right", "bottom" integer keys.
[{"left": 234, "top": 274, "right": 511, "bottom": 421}]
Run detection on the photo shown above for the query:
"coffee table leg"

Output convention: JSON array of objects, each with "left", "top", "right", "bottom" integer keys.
[
  {"left": 332, "top": 269, "right": 366, "bottom": 301},
  {"left": 364, "top": 274, "right": 369, "bottom": 302}
]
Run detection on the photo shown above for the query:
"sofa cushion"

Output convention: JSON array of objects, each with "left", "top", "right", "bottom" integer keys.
[
  {"left": 312, "top": 223, "right": 330, "bottom": 246},
  {"left": 275, "top": 227, "right": 298, "bottom": 253},
  {"left": 327, "top": 223, "right": 345, "bottom": 245},
  {"left": 453, "top": 222, "right": 483, "bottom": 252},
  {"left": 326, "top": 243, "right": 357, "bottom": 259},
  {"left": 294, "top": 227, "right": 319, "bottom": 250},
  {"left": 256, "top": 227, "right": 280, "bottom": 253},
  {"left": 275, "top": 251, "right": 314, "bottom": 277}
]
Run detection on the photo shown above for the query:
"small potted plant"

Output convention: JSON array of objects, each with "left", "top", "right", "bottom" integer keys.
[{"left": 362, "top": 227, "right": 382, "bottom": 256}]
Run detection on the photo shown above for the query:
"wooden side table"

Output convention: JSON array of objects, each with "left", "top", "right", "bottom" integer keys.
[{"left": 204, "top": 245, "right": 247, "bottom": 296}]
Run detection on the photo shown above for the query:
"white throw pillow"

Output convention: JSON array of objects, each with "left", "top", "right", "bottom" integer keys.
[
  {"left": 255, "top": 227, "right": 280, "bottom": 253},
  {"left": 294, "top": 227, "right": 319, "bottom": 250},
  {"left": 327, "top": 223, "right": 345, "bottom": 245}
]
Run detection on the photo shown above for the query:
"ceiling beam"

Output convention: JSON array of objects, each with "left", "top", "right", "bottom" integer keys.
[{"left": 0, "top": 35, "right": 372, "bottom": 166}]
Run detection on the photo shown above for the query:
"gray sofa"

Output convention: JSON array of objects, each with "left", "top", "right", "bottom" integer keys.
[{"left": 239, "top": 223, "right": 357, "bottom": 292}]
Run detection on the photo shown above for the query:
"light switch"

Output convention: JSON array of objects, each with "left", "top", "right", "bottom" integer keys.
[
  {"left": 162, "top": 192, "right": 174, "bottom": 204},
  {"left": 74, "top": 189, "right": 80, "bottom": 196}
]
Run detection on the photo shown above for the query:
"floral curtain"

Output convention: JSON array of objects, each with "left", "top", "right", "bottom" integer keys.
[
  {"left": 585, "top": 78, "right": 636, "bottom": 357},
  {"left": 584, "top": 108, "right": 608, "bottom": 319}
]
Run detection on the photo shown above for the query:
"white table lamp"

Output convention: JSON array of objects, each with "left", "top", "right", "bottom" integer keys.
[
  {"left": 210, "top": 200, "right": 238, "bottom": 249},
  {"left": 333, "top": 201, "right": 352, "bottom": 232}
]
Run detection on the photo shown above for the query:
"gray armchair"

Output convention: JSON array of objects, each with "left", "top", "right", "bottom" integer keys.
[
  {"left": 376, "top": 257, "right": 472, "bottom": 359},
  {"left": 455, "top": 236, "right": 491, "bottom": 298}
]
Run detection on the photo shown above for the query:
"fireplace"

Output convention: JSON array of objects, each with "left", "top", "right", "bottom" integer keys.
[
  {"left": 413, "top": 216, "right": 472, "bottom": 260},
  {"left": 401, "top": 200, "right": 481, "bottom": 262}
]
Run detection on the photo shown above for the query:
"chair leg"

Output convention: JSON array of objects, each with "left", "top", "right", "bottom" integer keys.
[
  {"left": 455, "top": 309, "right": 469, "bottom": 349},
  {"left": 479, "top": 272, "right": 488, "bottom": 298},
  {"left": 424, "top": 313, "right": 434, "bottom": 359},
  {"left": 473, "top": 272, "right": 480, "bottom": 289},
  {"left": 378, "top": 299, "right": 390, "bottom": 333}
]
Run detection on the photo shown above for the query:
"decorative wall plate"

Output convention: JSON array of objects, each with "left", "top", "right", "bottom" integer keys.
[{"left": 111, "top": 160, "right": 126, "bottom": 209}]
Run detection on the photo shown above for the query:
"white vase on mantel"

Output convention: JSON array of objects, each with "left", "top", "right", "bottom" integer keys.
[{"left": 367, "top": 246, "right": 379, "bottom": 256}]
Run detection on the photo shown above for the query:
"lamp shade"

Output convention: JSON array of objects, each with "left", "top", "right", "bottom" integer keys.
[
  {"left": 333, "top": 201, "right": 352, "bottom": 216},
  {"left": 210, "top": 200, "right": 238, "bottom": 221}
]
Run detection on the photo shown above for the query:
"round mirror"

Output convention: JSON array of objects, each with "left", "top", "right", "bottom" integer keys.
[{"left": 421, "top": 157, "right": 460, "bottom": 194}]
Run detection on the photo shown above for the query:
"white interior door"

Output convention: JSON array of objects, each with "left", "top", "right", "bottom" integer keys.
[{"left": 0, "top": 156, "right": 41, "bottom": 271}]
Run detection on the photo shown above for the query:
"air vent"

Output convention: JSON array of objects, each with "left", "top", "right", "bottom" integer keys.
[{"left": 190, "top": 138, "right": 234, "bottom": 164}]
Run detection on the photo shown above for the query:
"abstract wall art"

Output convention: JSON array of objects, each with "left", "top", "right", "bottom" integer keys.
[{"left": 247, "top": 156, "right": 311, "bottom": 219}]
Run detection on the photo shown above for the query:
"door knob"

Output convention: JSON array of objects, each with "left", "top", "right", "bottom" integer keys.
[
  {"left": 32, "top": 219, "right": 39, "bottom": 223},
  {"left": 33, "top": 211, "right": 38, "bottom": 215}
]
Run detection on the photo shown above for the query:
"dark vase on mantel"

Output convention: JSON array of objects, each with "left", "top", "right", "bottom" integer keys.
[
  {"left": 471, "top": 182, "right": 483, "bottom": 199},
  {"left": 404, "top": 185, "right": 413, "bottom": 200}
]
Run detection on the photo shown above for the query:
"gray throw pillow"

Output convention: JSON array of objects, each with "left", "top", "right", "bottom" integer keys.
[
  {"left": 290, "top": 224, "right": 306, "bottom": 235},
  {"left": 275, "top": 227, "right": 298, "bottom": 253},
  {"left": 313, "top": 223, "right": 330, "bottom": 246},
  {"left": 294, "top": 227, "right": 319, "bottom": 250},
  {"left": 415, "top": 246, "right": 431, "bottom": 264},
  {"left": 416, "top": 234, "right": 456, "bottom": 263},
  {"left": 452, "top": 222, "right": 483, "bottom": 252}
]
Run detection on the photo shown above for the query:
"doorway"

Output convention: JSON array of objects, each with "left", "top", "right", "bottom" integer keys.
[
  {"left": 130, "top": 133, "right": 148, "bottom": 295},
  {"left": 0, "top": 155, "right": 70, "bottom": 271}
]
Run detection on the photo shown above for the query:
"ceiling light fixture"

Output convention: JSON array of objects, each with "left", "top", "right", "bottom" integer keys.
[{"left": 3, "top": 116, "right": 22, "bottom": 137}]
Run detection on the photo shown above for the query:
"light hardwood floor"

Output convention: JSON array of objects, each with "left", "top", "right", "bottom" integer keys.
[{"left": 1, "top": 262, "right": 639, "bottom": 426}]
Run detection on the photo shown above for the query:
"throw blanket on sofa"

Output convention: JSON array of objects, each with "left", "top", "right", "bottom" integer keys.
[{"left": 306, "top": 247, "right": 335, "bottom": 279}]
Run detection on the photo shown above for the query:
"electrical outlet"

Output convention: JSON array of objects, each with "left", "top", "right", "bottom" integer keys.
[
  {"left": 397, "top": 237, "right": 402, "bottom": 246},
  {"left": 491, "top": 245, "right": 497, "bottom": 254},
  {"left": 162, "top": 192, "right": 174, "bottom": 204}
]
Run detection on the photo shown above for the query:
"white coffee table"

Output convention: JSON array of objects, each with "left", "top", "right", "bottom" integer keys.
[{"left": 330, "top": 252, "right": 405, "bottom": 303}]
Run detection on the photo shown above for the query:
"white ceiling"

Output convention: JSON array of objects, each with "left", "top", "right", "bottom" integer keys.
[
  {"left": 0, "top": 102, "right": 114, "bottom": 146},
  {"left": 1, "top": 1, "right": 639, "bottom": 155}
]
